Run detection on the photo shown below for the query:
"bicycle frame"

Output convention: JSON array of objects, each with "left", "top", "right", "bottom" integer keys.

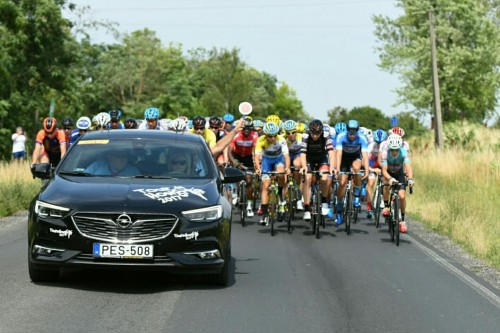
[
  {"left": 262, "top": 171, "right": 285, "bottom": 236},
  {"left": 339, "top": 171, "right": 363, "bottom": 235}
]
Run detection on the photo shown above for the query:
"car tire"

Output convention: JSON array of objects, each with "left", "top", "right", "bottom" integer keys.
[
  {"left": 28, "top": 260, "right": 59, "bottom": 282},
  {"left": 209, "top": 245, "right": 230, "bottom": 287}
]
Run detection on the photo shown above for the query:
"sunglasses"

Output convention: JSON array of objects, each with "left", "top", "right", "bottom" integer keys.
[
  {"left": 171, "top": 160, "right": 187, "bottom": 166},
  {"left": 210, "top": 126, "right": 219, "bottom": 129},
  {"left": 311, "top": 131, "right": 322, "bottom": 135},
  {"left": 79, "top": 129, "right": 89, "bottom": 133},
  {"left": 286, "top": 131, "right": 297, "bottom": 135},
  {"left": 63, "top": 127, "right": 72, "bottom": 130},
  {"left": 266, "top": 135, "right": 277, "bottom": 139},
  {"left": 194, "top": 127, "right": 205, "bottom": 131}
]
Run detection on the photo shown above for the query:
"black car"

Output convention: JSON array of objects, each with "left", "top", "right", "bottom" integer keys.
[{"left": 28, "top": 130, "right": 244, "bottom": 286}]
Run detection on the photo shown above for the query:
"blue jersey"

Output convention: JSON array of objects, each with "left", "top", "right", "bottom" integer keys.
[{"left": 335, "top": 132, "right": 368, "bottom": 156}]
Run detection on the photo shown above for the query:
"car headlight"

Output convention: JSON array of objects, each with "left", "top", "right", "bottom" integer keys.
[
  {"left": 182, "top": 205, "right": 222, "bottom": 222},
  {"left": 35, "top": 201, "right": 70, "bottom": 218}
]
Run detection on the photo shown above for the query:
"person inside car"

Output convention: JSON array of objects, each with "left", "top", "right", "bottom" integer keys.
[
  {"left": 85, "top": 150, "right": 140, "bottom": 176},
  {"left": 164, "top": 151, "right": 191, "bottom": 177}
]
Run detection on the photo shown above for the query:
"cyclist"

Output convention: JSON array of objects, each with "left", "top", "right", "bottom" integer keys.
[
  {"left": 229, "top": 116, "right": 259, "bottom": 217},
  {"left": 208, "top": 116, "right": 228, "bottom": 166},
  {"left": 189, "top": 116, "right": 217, "bottom": 150},
  {"left": 365, "top": 129, "right": 387, "bottom": 218},
  {"left": 61, "top": 117, "right": 74, "bottom": 149},
  {"left": 266, "top": 115, "right": 282, "bottom": 128},
  {"left": 93, "top": 112, "right": 111, "bottom": 130},
  {"left": 283, "top": 120, "right": 304, "bottom": 210},
  {"left": 253, "top": 119, "right": 265, "bottom": 136},
  {"left": 334, "top": 119, "right": 369, "bottom": 224},
  {"left": 70, "top": 116, "right": 92, "bottom": 146},
  {"left": 31, "top": 117, "right": 67, "bottom": 167},
  {"left": 223, "top": 113, "right": 235, "bottom": 133},
  {"left": 299, "top": 119, "right": 336, "bottom": 220},
  {"left": 380, "top": 134, "right": 414, "bottom": 233},
  {"left": 138, "top": 107, "right": 167, "bottom": 130},
  {"left": 124, "top": 118, "right": 138, "bottom": 129},
  {"left": 254, "top": 122, "right": 291, "bottom": 225},
  {"left": 108, "top": 109, "right": 125, "bottom": 129}
]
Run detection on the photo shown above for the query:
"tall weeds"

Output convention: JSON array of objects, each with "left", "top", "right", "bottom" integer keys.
[
  {"left": 0, "top": 161, "right": 40, "bottom": 216},
  {"left": 409, "top": 124, "right": 500, "bottom": 267}
]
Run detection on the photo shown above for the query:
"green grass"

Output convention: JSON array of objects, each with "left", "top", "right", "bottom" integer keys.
[{"left": 0, "top": 161, "right": 40, "bottom": 217}]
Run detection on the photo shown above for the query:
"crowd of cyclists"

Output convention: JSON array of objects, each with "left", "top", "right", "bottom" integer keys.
[{"left": 30, "top": 106, "right": 414, "bottom": 233}]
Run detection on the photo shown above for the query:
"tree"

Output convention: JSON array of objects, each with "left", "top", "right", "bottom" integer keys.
[
  {"left": 269, "top": 82, "right": 307, "bottom": 121},
  {"left": 373, "top": 0, "right": 500, "bottom": 124}
]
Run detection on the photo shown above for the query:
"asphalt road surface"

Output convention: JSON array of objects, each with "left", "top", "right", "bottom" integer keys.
[{"left": 0, "top": 210, "right": 498, "bottom": 333}]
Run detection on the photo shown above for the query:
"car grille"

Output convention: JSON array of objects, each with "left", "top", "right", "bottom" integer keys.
[{"left": 72, "top": 213, "right": 178, "bottom": 243}]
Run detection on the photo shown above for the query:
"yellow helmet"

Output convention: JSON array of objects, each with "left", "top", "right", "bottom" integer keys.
[
  {"left": 296, "top": 122, "right": 306, "bottom": 133},
  {"left": 265, "top": 115, "right": 281, "bottom": 127}
]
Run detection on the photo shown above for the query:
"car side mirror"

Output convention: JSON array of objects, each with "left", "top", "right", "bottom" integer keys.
[
  {"left": 31, "top": 163, "right": 52, "bottom": 179},
  {"left": 222, "top": 167, "right": 245, "bottom": 183}
]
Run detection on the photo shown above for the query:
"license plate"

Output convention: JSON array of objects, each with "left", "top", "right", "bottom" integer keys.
[{"left": 93, "top": 243, "right": 153, "bottom": 259}]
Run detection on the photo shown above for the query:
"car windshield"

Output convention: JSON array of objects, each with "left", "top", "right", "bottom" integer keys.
[{"left": 58, "top": 137, "right": 216, "bottom": 179}]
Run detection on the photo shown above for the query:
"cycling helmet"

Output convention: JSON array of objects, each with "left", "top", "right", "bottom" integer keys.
[
  {"left": 144, "top": 107, "right": 160, "bottom": 120},
  {"left": 108, "top": 109, "right": 122, "bottom": 121},
  {"left": 243, "top": 116, "right": 253, "bottom": 128},
  {"left": 391, "top": 126, "right": 405, "bottom": 137},
  {"left": 209, "top": 116, "right": 222, "bottom": 128},
  {"left": 43, "top": 117, "right": 57, "bottom": 133},
  {"left": 347, "top": 119, "right": 359, "bottom": 132},
  {"left": 263, "top": 122, "right": 280, "bottom": 135},
  {"left": 125, "top": 118, "right": 138, "bottom": 129},
  {"left": 322, "top": 124, "right": 331, "bottom": 135},
  {"left": 62, "top": 117, "right": 74, "bottom": 127},
  {"left": 334, "top": 122, "right": 347, "bottom": 134},
  {"left": 76, "top": 116, "right": 92, "bottom": 130},
  {"left": 308, "top": 119, "right": 323, "bottom": 133},
  {"left": 283, "top": 120, "right": 297, "bottom": 132},
  {"left": 296, "top": 122, "right": 306, "bottom": 133},
  {"left": 266, "top": 115, "right": 281, "bottom": 126},
  {"left": 387, "top": 134, "right": 403, "bottom": 150},
  {"left": 253, "top": 119, "right": 264, "bottom": 129},
  {"left": 170, "top": 118, "right": 187, "bottom": 132},
  {"left": 373, "top": 129, "right": 387, "bottom": 143},
  {"left": 94, "top": 112, "right": 110, "bottom": 129},
  {"left": 192, "top": 116, "right": 206, "bottom": 128},
  {"left": 223, "top": 113, "right": 235, "bottom": 123}
]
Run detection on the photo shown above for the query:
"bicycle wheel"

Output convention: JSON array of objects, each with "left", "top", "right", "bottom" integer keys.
[
  {"left": 270, "top": 203, "right": 276, "bottom": 236},
  {"left": 394, "top": 196, "right": 400, "bottom": 246},
  {"left": 345, "top": 190, "right": 352, "bottom": 235},
  {"left": 374, "top": 185, "right": 382, "bottom": 228},
  {"left": 389, "top": 199, "right": 395, "bottom": 242},
  {"left": 286, "top": 185, "right": 294, "bottom": 233},
  {"left": 239, "top": 182, "right": 247, "bottom": 227},
  {"left": 314, "top": 187, "right": 321, "bottom": 239}
]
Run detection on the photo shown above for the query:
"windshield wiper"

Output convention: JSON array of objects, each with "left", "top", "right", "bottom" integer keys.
[
  {"left": 134, "top": 175, "right": 176, "bottom": 179},
  {"left": 59, "top": 171, "right": 93, "bottom": 177}
]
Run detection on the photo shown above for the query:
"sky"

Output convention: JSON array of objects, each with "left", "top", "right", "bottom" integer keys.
[{"left": 64, "top": 0, "right": 405, "bottom": 121}]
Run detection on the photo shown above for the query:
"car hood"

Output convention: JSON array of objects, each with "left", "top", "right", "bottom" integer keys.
[{"left": 38, "top": 176, "right": 221, "bottom": 213}]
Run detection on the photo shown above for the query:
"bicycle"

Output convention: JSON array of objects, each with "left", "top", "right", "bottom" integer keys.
[
  {"left": 261, "top": 171, "right": 285, "bottom": 236},
  {"left": 236, "top": 167, "right": 254, "bottom": 227},
  {"left": 304, "top": 170, "right": 330, "bottom": 239},
  {"left": 284, "top": 166, "right": 298, "bottom": 233},
  {"left": 338, "top": 171, "right": 364, "bottom": 236},
  {"left": 385, "top": 180, "right": 413, "bottom": 246}
]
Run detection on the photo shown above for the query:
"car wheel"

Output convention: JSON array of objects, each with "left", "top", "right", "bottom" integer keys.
[
  {"left": 209, "top": 245, "right": 230, "bottom": 287},
  {"left": 28, "top": 260, "right": 59, "bottom": 282}
]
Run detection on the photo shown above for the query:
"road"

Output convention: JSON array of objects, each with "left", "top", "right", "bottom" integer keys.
[{"left": 0, "top": 210, "right": 498, "bottom": 333}]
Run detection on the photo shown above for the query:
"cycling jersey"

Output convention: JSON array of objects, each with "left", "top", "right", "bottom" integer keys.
[
  {"left": 380, "top": 148, "right": 410, "bottom": 174},
  {"left": 286, "top": 133, "right": 303, "bottom": 155},
  {"left": 335, "top": 132, "right": 368, "bottom": 156},
  {"left": 138, "top": 122, "right": 168, "bottom": 131},
  {"left": 231, "top": 131, "right": 258, "bottom": 157},
  {"left": 367, "top": 142, "right": 382, "bottom": 168},
  {"left": 255, "top": 135, "right": 289, "bottom": 157},
  {"left": 300, "top": 131, "right": 333, "bottom": 161},
  {"left": 188, "top": 128, "right": 217, "bottom": 148}
]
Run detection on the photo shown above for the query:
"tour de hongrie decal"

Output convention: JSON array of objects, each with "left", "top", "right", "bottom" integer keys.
[{"left": 133, "top": 186, "right": 207, "bottom": 204}]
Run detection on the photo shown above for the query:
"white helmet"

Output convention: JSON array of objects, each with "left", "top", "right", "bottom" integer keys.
[
  {"left": 76, "top": 116, "right": 92, "bottom": 130},
  {"left": 387, "top": 134, "right": 403, "bottom": 150},
  {"left": 93, "top": 112, "right": 110, "bottom": 129},
  {"left": 169, "top": 118, "right": 187, "bottom": 132}
]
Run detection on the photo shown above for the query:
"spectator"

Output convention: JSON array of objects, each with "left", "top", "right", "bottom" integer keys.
[{"left": 12, "top": 127, "right": 26, "bottom": 162}]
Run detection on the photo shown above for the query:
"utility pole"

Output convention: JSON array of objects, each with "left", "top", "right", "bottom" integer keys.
[{"left": 429, "top": 10, "right": 444, "bottom": 149}]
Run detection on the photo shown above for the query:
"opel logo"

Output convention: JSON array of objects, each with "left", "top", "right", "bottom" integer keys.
[{"left": 116, "top": 214, "right": 133, "bottom": 229}]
